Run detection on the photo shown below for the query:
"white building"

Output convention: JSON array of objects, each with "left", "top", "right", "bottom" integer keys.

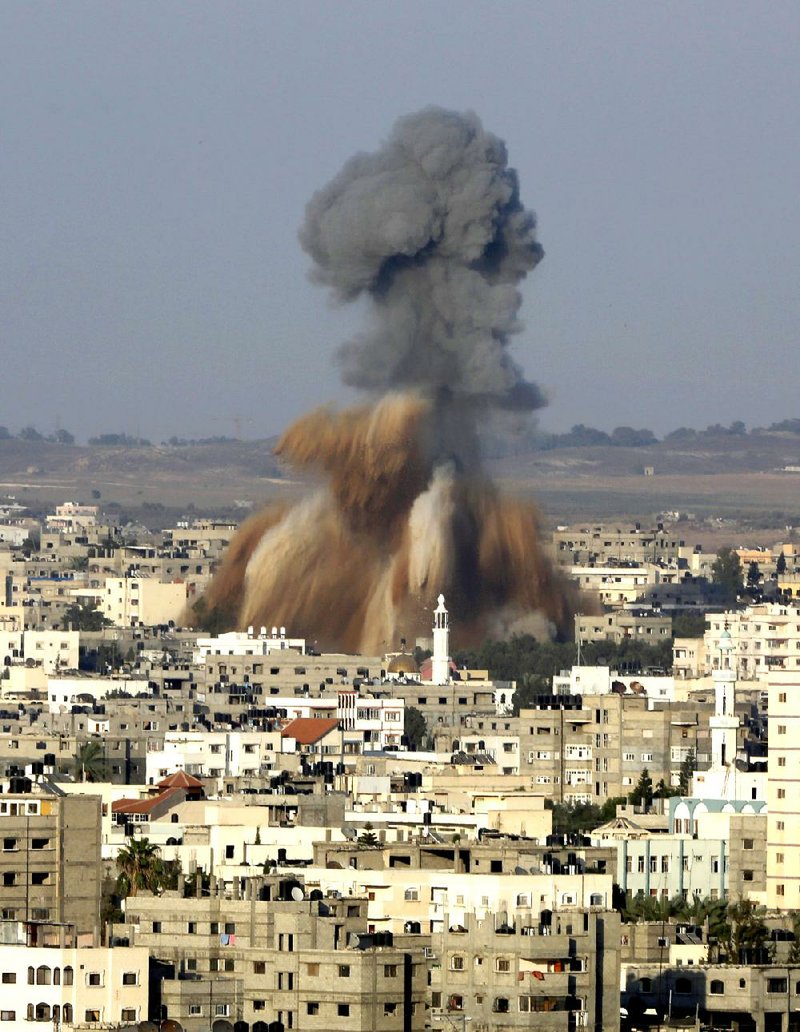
[
  {"left": 0, "top": 631, "right": 79, "bottom": 675},
  {"left": 47, "top": 676, "right": 151, "bottom": 713},
  {"left": 0, "top": 941, "right": 148, "bottom": 1029},
  {"left": 194, "top": 625, "right": 306, "bottom": 662},
  {"left": 704, "top": 604, "right": 800, "bottom": 682},
  {"left": 552, "top": 664, "right": 676, "bottom": 701}
]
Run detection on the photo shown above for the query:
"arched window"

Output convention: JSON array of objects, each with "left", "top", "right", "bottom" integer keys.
[
  {"left": 62, "top": 966, "right": 73, "bottom": 986},
  {"left": 52, "top": 1006, "right": 60, "bottom": 1023},
  {"left": 675, "top": 977, "right": 691, "bottom": 995},
  {"left": 35, "top": 1003, "right": 51, "bottom": 1022},
  {"left": 710, "top": 980, "right": 725, "bottom": 995},
  {"left": 63, "top": 1005, "right": 73, "bottom": 1024},
  {"left": 27, "top": 1005, "right": 34, "bottom": 1022},
  {"left": 639, "top": 977, "right": 652, "bottom": 993},
  {"left": 27, "top": 966, "right": 34, "bottom": 985},
  {"left": 36, "top": 966, "right": 51, "bottom": 985},
  {"left": 53, "top": 968, "right": 60, "bottom": 985}
]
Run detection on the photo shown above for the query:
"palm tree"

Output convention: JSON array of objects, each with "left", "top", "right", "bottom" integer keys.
[
  {"left": 74, "top": 741, "right": 107, "bottom": 783},
  {"left": 116, "top": 838, "right": 162, "bottom": 897}
]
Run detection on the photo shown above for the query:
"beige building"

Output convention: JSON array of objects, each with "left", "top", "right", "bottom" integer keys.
[
  {"left": 103, "top": 576, "right": 186, "bottom": 628},
  {"left": 0, "top": 940, "right": 149, "bottom": 1027},
  {"left": 576, "top": 610, "right": 672, "bottom": 644},
  {"left": 518, "top": 694, "right": 710, "bottom": 803},
  {"left": 766, "top": 670, "right": 800, "bottom": 910}
]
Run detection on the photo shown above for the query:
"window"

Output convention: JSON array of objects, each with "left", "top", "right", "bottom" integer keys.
[
  {"left": 152, "top": 921, "right": 161, "bottom": 933},
  {"left": 36, "top": 966, "right": 51, "bottom": 986},
  {"left": 0, "top": 1012, "right": 15, "bottom": 1021},
  {"left": 0, "top": 975, "right": 13, "bottom": 985},
  {"left": 337, "top": 1004, "right": 350, "bottom": 1017},
  {"left": 743, "top": 838, "right": 754, "bottom": 850},
  {"left": 451, "top": 955, "right": 465, "bottom": 971},
  {"left": 87, "top": 972, "right": 101, "bottom": 986},
  {"left": 384, "top": 964, "right": 397, "bottom": 977},
  {"left": 224, "top": 921, "right": 236, "bottom": 934},
  {"left": 187, "top": 922, "right": 197, "bottom": 934},
  {"left": 63, "top": 968, "right": 73, "bottom": 986},
  {"left": 254, "top": 961, "right": 266, "bottom": 975},
  {"left": 768, "top": 979, "right": 788, "bottom": 994},
  {"left": 496, "top": 958, "right": 511, "bottom": 972},
  {"left": 121, "top": 1009, "right": 137, "bottom": 1022},
  {"left": 384, "top": 1003, "right": 398, "bottom": 1016},
  {"left": 710, "top": 980, "right": 725, "bottom": 995},
  {"left": 306, "top": 1002, "right": 319, "bottom": 1016},
  {"left": 338, "top": 965, "right": 350, "bottom": 977},
  {"left": 84, "top": 1011, "right": 101, "bottom": 1023},
  {"left": 122, "top": 972, "right": 138, "bottom": 985},
  {"left": 215, "top": 1004, "right": 230, "bottom": 1017},
  {"left": 189, "top": 1006, "right": 202, "bottom": 1016}
]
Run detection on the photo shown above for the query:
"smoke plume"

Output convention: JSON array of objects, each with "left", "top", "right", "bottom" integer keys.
[{"left": 201, "top": 108, "right": 574, "bottom": 652}]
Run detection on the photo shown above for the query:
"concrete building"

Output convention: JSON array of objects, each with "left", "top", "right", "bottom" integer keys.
[
  {"left": 102, "top": 577, "right": 186, "bottom": 628},
  {"left": 117, "top": 883, "right": 428, "bottom": 1032},
  {"left": 0, "top": 790, "right": 102, "bottom": 938},
  {"left": 575, "top": 610, "right": 673, "bottom": 645},
  {"left": 518, "top": 694, "right": 710, "bottom": 803}
]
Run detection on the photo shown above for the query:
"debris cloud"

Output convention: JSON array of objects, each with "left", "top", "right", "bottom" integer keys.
[{"left": 200, "top": 107, "right": 574, "bottom": 652}]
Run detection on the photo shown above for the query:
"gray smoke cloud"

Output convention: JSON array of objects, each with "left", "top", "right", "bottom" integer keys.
[{"left": 299, "top": 107, "right": 546, "bottom": 411}]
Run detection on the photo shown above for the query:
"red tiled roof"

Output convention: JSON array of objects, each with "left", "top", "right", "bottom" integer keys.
[
  {"left": 157, "top": 770, "right": 204, "bottom": 790},
  {"left": 112, "top": 786, "right": 182, "bottom": 815},
  {"left": 280, "top": 717, "right": 339, "bottom": 745}
]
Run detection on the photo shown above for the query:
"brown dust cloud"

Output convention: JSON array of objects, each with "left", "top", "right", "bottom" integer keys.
[{"left": 200, "top": 108, "right": 575, "bottom": 653}]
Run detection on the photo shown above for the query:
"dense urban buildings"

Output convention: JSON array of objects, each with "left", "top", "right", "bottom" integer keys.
[{"left": 0, "top": 503, "right": 797, "bottom": 1031}]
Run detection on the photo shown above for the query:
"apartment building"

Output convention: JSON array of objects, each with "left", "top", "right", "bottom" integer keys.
[
  {"left": 431, "top": 907, "right": 620, "bottom": 1032},
  {"left": 0, "top": 790, "right": 102, "bottom": 938},
  {"left": 552, "top": 524, "right": 688, "bottom": 567},
  {"left": 0, "top": 940, "right": 149, "bottom": 1027},
  {"left": 766, "top": 670, "right": 800, "bottom": 910},
  {"left": 118, "top": 884, "right": 428, "bottom": 1032},
  {"left": 517, "top": 694, "right": 710, "bottom": 803},
  {"left": 575, "top": 610, "right": 672, "bottom": 644},
  {"left": 102, "top": 577, "right": 186, "bottom": 628},
  {"left": 705, "top": 604, "right": 800, "bottom": 681}
]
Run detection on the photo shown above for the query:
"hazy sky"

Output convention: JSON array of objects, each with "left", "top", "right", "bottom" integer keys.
[{"left": 2, "top": 2, "right": 799, "bottom": 443}]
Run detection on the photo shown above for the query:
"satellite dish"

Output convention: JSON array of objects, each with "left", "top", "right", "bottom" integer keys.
[
  {"left": 341, "top": 825, "right": 357, "bottom": 841},
  {"left": 514, "top": 866, "right": 527, "bottom": 876},
  {"left": 291, "top": 885, "right": 305, "bottom": 902}
]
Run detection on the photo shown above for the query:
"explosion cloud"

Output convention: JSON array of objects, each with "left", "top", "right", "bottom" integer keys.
[{"left": 201, "top": 107, "right": 574, "bottom": 652}]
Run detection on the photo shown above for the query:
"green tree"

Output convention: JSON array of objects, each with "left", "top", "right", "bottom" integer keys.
[
  {"left": 746, "top": 561, "right": 761, "bottom": 589},
  {"left": 61, "top": 601, "right": 111, "bottom": 631},
  {"left": 629, "top": 769, "right": 653, "bottom": 808},
  {"left": 116, "top": 838, "right": 162, "bottom": 897},
  {"left": 404, "top": 706, "right": 428, "bottom": 750},
  {"left": 550, "top": 801, "right": 604, "bottom": 835},
  {"left": 671, "top": 613, "right": 707, "bottom": 638},
  {"left": 678, "top": 748, "right": 696, "bottom": 795},
  {"left": 711, "top": 547, "right": 743, "bottom": 604},
  {"left": 358, "top": 823, "right": 379, "bottom": 847},
  {"left": 724, "top": 900, "right": 773, "bottom": 964},
  {"left": 74, "top": 741, "right": 107, "bottom": 783},
  {"left": 776, "top": 551, "right": 788, "bottom": 575}
]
